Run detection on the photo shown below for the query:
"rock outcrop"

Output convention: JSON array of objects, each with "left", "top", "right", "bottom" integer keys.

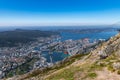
[{"left": 6, "top": 33, "right": 120, "bottom": 80}]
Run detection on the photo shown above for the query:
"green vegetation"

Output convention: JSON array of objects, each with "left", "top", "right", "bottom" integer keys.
[
  {"left": 47, "top": 67, "right": 76, "bottom": 80},
  {"left": 87, "top": 72, "right": 97, "bottom": 79},
  {"left": 107, "top": 65, "right": 115, "bottom": 72},
  {"left": 0, "top": 29, "right": 59, "bottom": 47},
  {"left": 7, "top": 71, "right": 14, "bottom": 77},
  {"left": 104, "top": 54, "right": 118, "bottom": 72},
  {"left": 104, "top": 53, "right": 116, "bottom": 62},
  {"left": 21, "top": 53, "right": 87, "bottom": 79},
  {"left": 6, "top": 58, "right": 39, "bottom": 78},
  {"left": 7, "top": 33, "right": 120, "bottom": 80},
  {"left": 117, "top": 70, "right": 120, "bottom": 75},
  {"left": 89, "top": 60, "right": 105, "bottom": 72},
  {"left": 43, "top": 52, "right": 119, "bottom": 80}
]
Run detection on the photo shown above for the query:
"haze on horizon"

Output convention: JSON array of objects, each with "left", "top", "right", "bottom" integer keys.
[{"left": 0, "top": 0, "right": 120, "bottom": 27}]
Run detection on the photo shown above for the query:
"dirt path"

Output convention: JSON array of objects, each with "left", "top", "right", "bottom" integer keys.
[{"left": 94, "top": 68, "right": 120, "bottom": 80}]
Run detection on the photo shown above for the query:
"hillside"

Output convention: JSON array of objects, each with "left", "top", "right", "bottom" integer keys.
[
  {"left": 0, "top": 29, "right": 59, "bottom": 47},
  {"left": 6, "top": 32, "right": 120, "bottom": 80}
]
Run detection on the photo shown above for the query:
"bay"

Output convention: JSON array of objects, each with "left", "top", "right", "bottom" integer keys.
[{"left": 42, "top": 30, "right": 118, "bottom": 63}]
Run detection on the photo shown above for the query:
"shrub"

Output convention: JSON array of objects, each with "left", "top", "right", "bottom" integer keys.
[
  {"left": 107, "top": 65, "right": 115, "bottom": 72},
  {"left": 117, "top": 70, "right": 120, "bottom": 75},
  {"left": 87, "top": 72, "right": 97, "bottom": 78}
]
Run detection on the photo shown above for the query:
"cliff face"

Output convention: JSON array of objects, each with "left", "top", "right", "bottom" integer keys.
[{"left": 6, "top": 33, "right": 120, "bottom": 80}]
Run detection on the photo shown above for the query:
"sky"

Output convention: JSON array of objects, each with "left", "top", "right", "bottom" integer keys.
[{"left": 0, "top": 0, "right": 120, "bottom": 26}]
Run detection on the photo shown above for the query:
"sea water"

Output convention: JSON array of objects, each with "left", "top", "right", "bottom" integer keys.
[{"left": 42, "top": 29, "right": 118, "bottom": 63}]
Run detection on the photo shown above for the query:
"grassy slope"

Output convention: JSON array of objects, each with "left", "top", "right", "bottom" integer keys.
[
  {"left": 27, "top": 33, "right": 120, "bottom": 80},
  {"left": 43, "top": 53, "right": 120, "bottom": 80},
  {"left": 6, "top": 51, "right": 120, "bottom": 80},
  {"left": 6, "top": 33, "right": 120, "bottom": 80}
]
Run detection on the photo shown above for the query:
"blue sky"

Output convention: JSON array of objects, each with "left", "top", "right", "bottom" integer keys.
[{"left": 0, "top": 0, "right": 120, "bottom": 26}]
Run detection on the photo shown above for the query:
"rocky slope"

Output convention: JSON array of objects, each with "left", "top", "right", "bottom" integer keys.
[{"left": 6, "top": 33, "right": 120, "bottom": 80}]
